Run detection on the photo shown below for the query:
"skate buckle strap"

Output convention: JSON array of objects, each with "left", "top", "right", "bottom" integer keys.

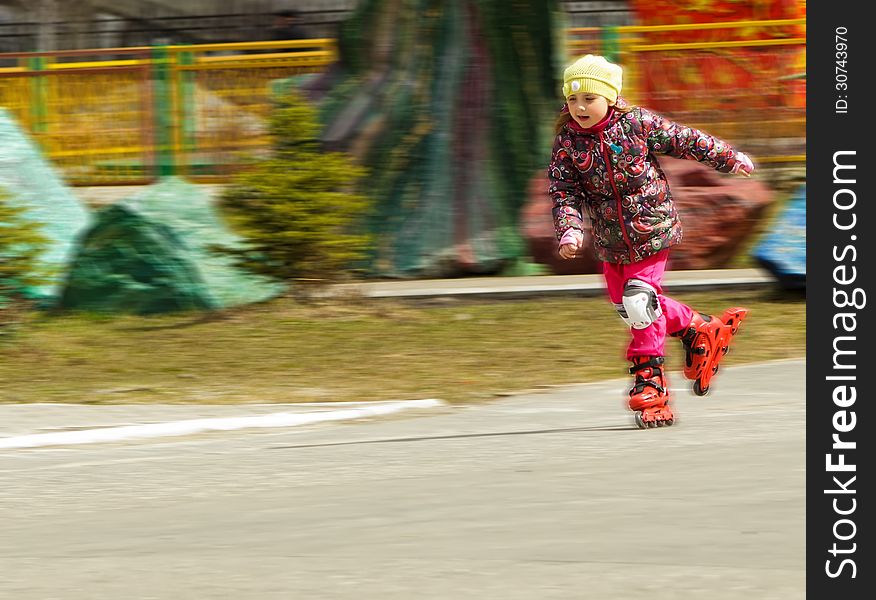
[
  {"left": 628, "top": 356, "right": 665, "bottom": 374},
  {"left": 631, "top": 379, "right": 665, "bottom": 395},
  {"left": 629, "top": 357, "right": 665, "bottom": 395},
  {"left": 672, "top": 313, "right": 711, "bottom": 342}
]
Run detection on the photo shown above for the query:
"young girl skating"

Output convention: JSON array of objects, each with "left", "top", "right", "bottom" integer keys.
[{"left": 548, "top": 54, "right": 752, "bottom": 429}]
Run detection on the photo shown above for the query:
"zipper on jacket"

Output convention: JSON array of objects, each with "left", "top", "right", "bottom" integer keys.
[{"left": 599, "top": 134, "right": 634, "bottom": 261}]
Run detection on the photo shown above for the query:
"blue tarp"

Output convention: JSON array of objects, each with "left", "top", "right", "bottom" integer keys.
[{"left": 753, "top": 184, "right": 805, "bottom": 290}]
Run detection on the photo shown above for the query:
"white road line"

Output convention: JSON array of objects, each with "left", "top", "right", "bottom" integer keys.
[{"left": 0, "top": 399, "right": 446, "bottom": 450}]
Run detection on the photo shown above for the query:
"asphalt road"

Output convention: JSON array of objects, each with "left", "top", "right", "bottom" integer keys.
[{"left": 0, "top": 359, "right": 804, "bottom": 599}]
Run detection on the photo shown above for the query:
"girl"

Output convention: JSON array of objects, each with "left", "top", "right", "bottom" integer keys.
[{"left": 548, "top": 54, "right": 752, "bottom": 429}]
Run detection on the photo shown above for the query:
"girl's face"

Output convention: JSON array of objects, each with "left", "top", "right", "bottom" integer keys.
[{"left": 566, "top": 93, "right": 612, "bottom": 128}]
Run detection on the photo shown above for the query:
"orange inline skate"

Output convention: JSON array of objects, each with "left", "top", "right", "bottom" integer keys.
[
  {"left": 674, "top": 308, "right": 749, "bottom": 396},
  {"left": 628, "top": 356, "right": 675, "bottom": 429}
]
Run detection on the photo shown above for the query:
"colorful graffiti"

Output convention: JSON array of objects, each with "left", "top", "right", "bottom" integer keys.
[{"left": 628, "top": 0, "right": 805, "bottom": 112}]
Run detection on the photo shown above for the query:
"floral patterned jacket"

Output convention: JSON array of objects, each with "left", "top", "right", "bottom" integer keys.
[{"left": 548, "top": 98, "right": 747, "bottom": 264}]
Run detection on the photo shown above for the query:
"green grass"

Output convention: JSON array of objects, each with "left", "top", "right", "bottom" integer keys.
[{"left": 0, "top": 289, "right": 804, "bottom": 405}]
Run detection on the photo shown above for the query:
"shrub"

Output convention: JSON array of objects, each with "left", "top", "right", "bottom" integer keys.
[
  {"left": 217, "top": 92, "right": 373, "bottom": 299},
  {"left": 0, "top": 188, "right": 50, "bottom": 330}
]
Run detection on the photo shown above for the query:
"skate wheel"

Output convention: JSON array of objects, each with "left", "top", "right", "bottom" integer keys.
[
  {"left": 712, "top": 365, "right": 719, "bottom": 375},
  {"left": 634, "top": 412, "right": 646, "bottom": 429},
  {"left": 693, "top": 381, "right": 709, "bottom": 396},
  {"left": 665, "top": 418, "right": 674, "bottom": 426},
  {"left": 656, "top": 419, "right": 665, "bottom": 427}
]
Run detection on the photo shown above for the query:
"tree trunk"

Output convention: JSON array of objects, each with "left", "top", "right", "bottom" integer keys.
[{"left": 315, "top": 0, "right": 559, "bottom": 278}]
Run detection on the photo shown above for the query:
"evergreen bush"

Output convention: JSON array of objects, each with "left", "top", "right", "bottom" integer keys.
[
  {"left": 217, "top": 92, "right": 373, "bottom": 299},
  {"left": 0, "top": 188, "right": 50, "bottom": 329}
]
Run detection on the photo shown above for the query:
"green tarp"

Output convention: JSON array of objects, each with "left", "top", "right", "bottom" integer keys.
[
  {"left": 60, "top": 177, "right": 285, "bottom": 314},
  {"left": 59, "top": 204, "right": 216, "bottom": 314},
  {"left": 0, "top": 108, "right": 90, "bottom": 301}
]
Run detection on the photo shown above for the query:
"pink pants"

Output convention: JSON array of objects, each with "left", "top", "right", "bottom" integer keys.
[{"left": 602, "top": 250, "right": 694, "bottom": 360}]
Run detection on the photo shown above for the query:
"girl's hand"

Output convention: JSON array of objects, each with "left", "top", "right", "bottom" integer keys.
[
  {"left": 559, "top": 242, "right": 582, "bottom": 259},
  {"left": 731, "top": 152, "right": 754, "bottom": 177},
  {"left": 558, "top": 229, "right": 584, "bottom": 259}
]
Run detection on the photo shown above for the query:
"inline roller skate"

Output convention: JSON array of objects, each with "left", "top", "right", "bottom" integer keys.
[
  {"left": 673, "top": 308, "right": 748, "bottom": 396},
  {"left": 628, "top": 356, "right": 675, "bottom": 429}
]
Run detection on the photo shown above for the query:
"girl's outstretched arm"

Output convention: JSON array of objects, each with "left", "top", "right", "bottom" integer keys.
[{"left": 641, "top": 108, "right": 754, "bottom": 176}]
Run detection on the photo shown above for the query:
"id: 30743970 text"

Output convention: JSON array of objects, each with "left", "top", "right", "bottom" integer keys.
[{"left": 835, "top": 26, "right": 849, "bottom": 114}]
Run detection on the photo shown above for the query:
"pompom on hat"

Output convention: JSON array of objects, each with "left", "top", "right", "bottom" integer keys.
[{"left": 562, "top": 54, "right": 623, "bottom": 104}]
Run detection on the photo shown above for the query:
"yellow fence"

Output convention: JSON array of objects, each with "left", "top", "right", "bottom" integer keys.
[
  {"left": 0, "top": 48, "right": 156, "bottom": 184},
  {"left": 0, "top": 22, "right": 803, "bottom": 186},
  {"left": 0, "top": 39, "right": 336, "bottom": 185},
  {"left": 164, "top": 40, "right": 337, "bottom": 182}
]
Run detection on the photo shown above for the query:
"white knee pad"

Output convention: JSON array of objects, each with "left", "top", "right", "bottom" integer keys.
[
  {"left": 614, "top": 302, "right": 633, "bottom": 328},
  {"left": 621, "top": 278, "right": 663, "bottom": 329}
]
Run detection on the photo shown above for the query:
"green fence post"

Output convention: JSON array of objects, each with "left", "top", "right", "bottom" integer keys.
[
  {"left": 601, "top": 26, "right": 620, "bottom": 63},
  {"left": 27, "top": 56, "right": 49, "bottom": 134},
  {"left": 178, "top": 50, "right": 196, "bottom": 174},
  {"left": 151, "top": 45, "right": 175, "bottom": 177}
]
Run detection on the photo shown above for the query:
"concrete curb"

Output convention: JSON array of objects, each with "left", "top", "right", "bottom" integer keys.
[
  {"left": 335, "top": 268, "right": 775, "bottom": 299},
  {"left": 0, "top": 399, "right": 446, "bottom": 450}
]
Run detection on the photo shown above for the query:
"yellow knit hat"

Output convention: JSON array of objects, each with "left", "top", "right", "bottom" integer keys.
[{"left": 562, "top": 54, "right": 623, "bottom": 103}]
